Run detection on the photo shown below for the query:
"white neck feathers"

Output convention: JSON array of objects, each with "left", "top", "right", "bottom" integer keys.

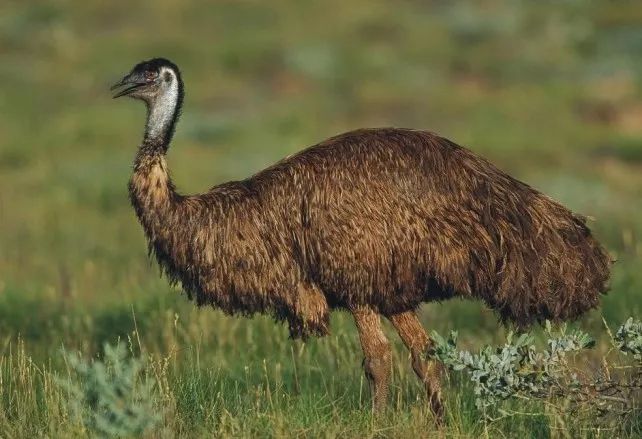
[{"left": 146, "top": 67, "right": 179, "bottom": 141}]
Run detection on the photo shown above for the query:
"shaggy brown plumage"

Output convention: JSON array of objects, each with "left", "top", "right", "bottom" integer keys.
[
  {"left": 114, "top": 58, "right": 612, "bottom": 416},
  {"left": 132, "top": 128, "right": 611, "bottom": 334}
]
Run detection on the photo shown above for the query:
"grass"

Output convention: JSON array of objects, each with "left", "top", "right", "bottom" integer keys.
[
  {"left": 1, "top": 0, "right": 641, "bottom": 437},
  {"left": 5, "top": 296, "right": 634, "bottom": 438}
]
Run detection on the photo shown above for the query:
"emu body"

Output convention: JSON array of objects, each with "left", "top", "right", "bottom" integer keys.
[{"left": 114, "top": 58, "right": 611, "bottom": 416}]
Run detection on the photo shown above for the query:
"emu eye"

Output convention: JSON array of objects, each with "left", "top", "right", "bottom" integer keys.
[{"left": 145, "top": 70, "right": 157, "bottom": 81}]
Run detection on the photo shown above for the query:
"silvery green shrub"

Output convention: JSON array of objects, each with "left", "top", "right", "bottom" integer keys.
[
  {"left": 615, "top": 318, "right": 642, "bottom": 360},
  {"left": 429, "top": 319, "right": 642, "bottom": 413},
  {"left": 59, "top": 343, "right": 160, "bottom": 438}
]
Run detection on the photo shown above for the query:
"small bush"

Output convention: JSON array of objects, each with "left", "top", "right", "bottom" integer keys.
[
  {"left": 429, "top": 318, "right": 642, "bottom": 425},
  {"left": 615, "top": 317, "right": 642, "bottom": 360},
  {"left": 58, "top": 342, "right": 160, "bottom": 438}
]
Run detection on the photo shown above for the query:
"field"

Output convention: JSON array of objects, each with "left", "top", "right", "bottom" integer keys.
[{"left": 1, "top": 1, "right": 641, "bottom": 437}]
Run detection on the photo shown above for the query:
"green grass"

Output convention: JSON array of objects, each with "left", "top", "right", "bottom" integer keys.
[
  {"left": 5, "top": 294, "right": 636, "bottom": 438},
  {"left": 1, "top": 0, "right": 642, "bottom": 437}
]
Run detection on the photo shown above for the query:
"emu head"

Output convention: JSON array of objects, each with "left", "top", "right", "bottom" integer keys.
[
  {"left": 112, "top": 58, "right": 184, "bottom": 143},
  {"left": 111, "top": 58, "right": 181, "bottom": 102}
]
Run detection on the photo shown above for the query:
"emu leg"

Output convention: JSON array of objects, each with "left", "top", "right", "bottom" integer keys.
[
  {"left": 388, "top": 311, "right": 444, "bottom": 421},
  {"left": 351, "top": 306, "right": 391, "bottom": 412}
]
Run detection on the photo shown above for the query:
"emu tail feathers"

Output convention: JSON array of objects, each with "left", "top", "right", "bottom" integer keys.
[
  {"left": 426, "top": 151, "right": 613, "bottom": 328},
  {"left": 479, "top": 196, "right": 612, "bottom": 328}
]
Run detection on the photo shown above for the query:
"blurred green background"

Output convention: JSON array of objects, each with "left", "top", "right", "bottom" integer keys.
[{"left": 0, "top": 0, "right": 641, "bottom": 436}]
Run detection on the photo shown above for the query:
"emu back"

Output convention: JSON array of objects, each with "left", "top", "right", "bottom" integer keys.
[{"left": 242, "top": 128, "right": 611, "bottom": 328}]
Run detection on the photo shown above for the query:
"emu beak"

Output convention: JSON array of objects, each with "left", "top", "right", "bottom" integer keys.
[{"left": 110, "top": 73, "right": 146, "bottom": 99}]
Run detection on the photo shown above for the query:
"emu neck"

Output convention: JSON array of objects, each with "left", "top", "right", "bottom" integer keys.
[
  {"left": 129, "top": 152, "right": 177, "bottom": 242},
  {"left": 130, "top": 90, "right": 182, "bottom": 241}
]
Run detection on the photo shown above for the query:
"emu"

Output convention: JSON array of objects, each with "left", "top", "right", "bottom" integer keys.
[{"left": 111, "top": 58, "right": 611, "bottom": 417}]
